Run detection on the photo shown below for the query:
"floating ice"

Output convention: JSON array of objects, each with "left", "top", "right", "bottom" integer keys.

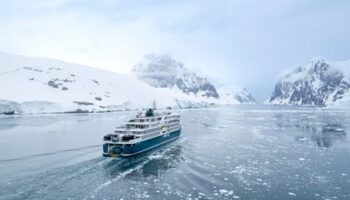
[
  {"left": 219, "top": 189, "right": 234, "bottom": 196},
  {"left": 288, "top": 192, "right": 297, "bottom": 197}
]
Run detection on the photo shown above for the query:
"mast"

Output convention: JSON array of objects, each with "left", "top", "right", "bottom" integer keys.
[{"left": 152, "top": 100, "right": 157, "bottom": 110}]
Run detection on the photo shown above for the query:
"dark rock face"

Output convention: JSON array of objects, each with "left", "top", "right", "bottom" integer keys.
[
  {"left": 23, "top": 66, "right": 43, "bottom": 72},
  {"left": 48, "top": 80, "right": 60, "bottom": 88},
  {"left": 133, "top": 54, "right": 219, "bottom": 98},
  {"left": 65, "top": 109, "right": 90, "bottom": 113},
  {"left": 47, "top": 77, "right": 75, "bottom": 90},
  {"left": 234, "top": 91, "right": 256, "bottom": 104},
  {"left": 269, "top": 59, "right": 350, "bottom": 106},
  {"left": 0, "top": 99, "right": 21, "bottom": 114},
  {"left": 92, "top": 79, "right": 99, "bottom": 85},
  {"left": 218, "top": 86, "right": 257, "bottom": 104},
  {"left": 73, "top": 101, "right": 94, "bottom": 106}
]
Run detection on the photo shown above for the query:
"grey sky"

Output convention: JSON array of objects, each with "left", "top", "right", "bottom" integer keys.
[{"left": 1, "top": 0, "right": 350, "bottom": 101}]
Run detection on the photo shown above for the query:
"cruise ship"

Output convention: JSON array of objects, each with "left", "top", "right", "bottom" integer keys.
[{"left": 102, "top": 109, "right": 181, "bottom": 157}]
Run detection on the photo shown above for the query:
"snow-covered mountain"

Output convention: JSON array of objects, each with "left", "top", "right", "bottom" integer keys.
[
  {"left": 218, "top": 85, "right": 256, "bottom": 104},
  {"left": 132, "top": 54, "right": 219, "bottom": 98},
  {"left": 132, "top": 54, "right": 257, "bottom": 105},
  {"left": 0, "top": 52, "right": 218, "bottom": 114},
  {"left": 0, "top": 52, "right": 258, "bottom": 114},
  {"left": 268, "top": 58, "right": 350, "bottom": 106}
]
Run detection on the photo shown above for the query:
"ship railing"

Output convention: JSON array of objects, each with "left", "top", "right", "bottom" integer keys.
[
  {"left": 125, "top": 121, "right": 160, "bottom": 125},
  {"left": 140, "top": 125, "right": 181, "bottom": 138},
  {"left": 116, "top": 122, "right": 179, "bottom": 131},
  {"left": 140, "top": 127, "right": 180, "bottom": 141},
  {"left": 110, "top": 137, "right": 142, "bottom": 144},
  {"left": 115, "top": 128, "right": 146, "bottom": 132},
  {"left": 133, "top": 112, "right": 177, "bottom": 120}
]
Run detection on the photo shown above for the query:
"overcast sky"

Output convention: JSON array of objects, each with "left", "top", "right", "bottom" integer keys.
[{"left": 1, "top": 0, "right": 350, "bottom": 101}]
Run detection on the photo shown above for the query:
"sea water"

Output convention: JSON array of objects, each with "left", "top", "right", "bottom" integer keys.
[{"left": 0, "top": 105, "right": 350, "bottom": 199}]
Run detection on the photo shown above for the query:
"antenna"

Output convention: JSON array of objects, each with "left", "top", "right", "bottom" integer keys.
[{"left": 152, "top": 100, "right": 157, "bottom": 110}]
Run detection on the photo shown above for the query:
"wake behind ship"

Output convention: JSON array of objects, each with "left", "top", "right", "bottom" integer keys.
[{"left": 103, "top": 109, "right": 181, "bottom": 157}]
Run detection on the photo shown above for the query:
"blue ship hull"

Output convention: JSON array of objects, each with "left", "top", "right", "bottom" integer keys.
[{"left": 103, "top": 129, "right": 181, "bottom": 157}]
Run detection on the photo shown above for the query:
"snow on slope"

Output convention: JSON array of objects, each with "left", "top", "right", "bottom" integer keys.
[
  {"left": 329, "top": 59, "right": 350, "bottom": 107},
  {"left": 0, "top": 52, "right": 213, "bottom": 114},
  {"left": 268, "top": 58, "right": 350, "bottom": 106},
  {"left": 218, "top": 85, "right": 256, "bottom": 104},
  {"left": 132, "top": 54, "right": 258, "bottom": 105},
  {"left": 132, "top": 54, "right": 219, "bottom": 98}
]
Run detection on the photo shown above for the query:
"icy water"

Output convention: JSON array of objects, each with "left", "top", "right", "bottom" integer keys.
[{"left": 1, "top": 106, "right": 350, "bottom": 200}]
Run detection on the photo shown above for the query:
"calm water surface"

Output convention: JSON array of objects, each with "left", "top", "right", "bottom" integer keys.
[{"left": 0, "top": 105, "right": 350, "bottom": 200}]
